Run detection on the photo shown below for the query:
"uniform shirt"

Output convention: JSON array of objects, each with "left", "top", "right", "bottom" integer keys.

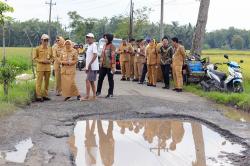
[
  {"left": 172, "top": 45, "right": 186, "bottom": 66},
  {"left": 135, "top": 45, "right": 146, "bottom": 63},
  {"left": 146, "top": 44, "right": 158, "bottom": 65},
  {"left": 119, "top": 44, "right": 133, "bottom": 62},
  {"left": 101, "top": 43, "right": 116, "bottom": 68},
  {"left": 33, "top": 45, "right": 53, "bottom": 72},
  {"left": 60, "top": 48, "right": 78, "bottom": 75},
  {"left": 160, "top": 45, "right": 174, "bottom": 65},
  {"left": 86, "top": 42, "right": 99, "bottom": 71},
  {"left": 131, "top": 44, "right": 137, "bottom": 56},
  {"left": 156, "top": 43, "right": 163, "bottom": 65},
  {"left": 53, "top": 45, "right": 65, "bottom": 70}
]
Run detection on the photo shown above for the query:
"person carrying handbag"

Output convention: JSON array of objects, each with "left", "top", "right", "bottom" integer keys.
[{"left": 96, "top": 34, "right": 116, "bottom": 98}]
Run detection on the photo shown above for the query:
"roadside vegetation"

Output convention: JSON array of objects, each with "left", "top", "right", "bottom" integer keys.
[
  {"left": 0, "top": 47, "right": 35, "bottom": 116},
  {"left": 185, "top": 49, "right": 250, "bottom": 112}
]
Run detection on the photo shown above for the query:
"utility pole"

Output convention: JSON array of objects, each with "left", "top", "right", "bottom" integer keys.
[
  {"left": 2, "top": 23, "right": 6, "bottom": 66},
  {"left": 55, "top": 15, "right": 61, "bottom": 36},
  {"left": 128, "top": 0, "right": 134, "bottom": 40},
  {"left": 160, "top": 0, "right": 164, "bottom": 39},
  {"left": 45, "top": 0, "right": 56, "bottom": 44}
]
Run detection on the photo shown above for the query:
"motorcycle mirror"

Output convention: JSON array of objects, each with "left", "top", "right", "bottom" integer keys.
[
  {"left": 224, "top": 54, "right": 229, "bottom": 59},
  {"left": 240, "top": 60, "right": 244, "bottom": 63}
]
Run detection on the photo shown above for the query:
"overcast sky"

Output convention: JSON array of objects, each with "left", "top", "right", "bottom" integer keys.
[{"left": 5, "top": 0, "right": 250, "bottom": 32}]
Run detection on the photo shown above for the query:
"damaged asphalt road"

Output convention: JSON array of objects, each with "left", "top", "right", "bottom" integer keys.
[{"left": 0, "top": 71, "right": 249, "bottom": 166}]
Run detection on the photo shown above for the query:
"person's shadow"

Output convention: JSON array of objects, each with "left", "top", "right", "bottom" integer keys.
[
  {"left": 84, "top": 120, "right": 97, "bottom": 166},
  {"left": 97, "top": 120, "right": 114, "bottom": 166}
]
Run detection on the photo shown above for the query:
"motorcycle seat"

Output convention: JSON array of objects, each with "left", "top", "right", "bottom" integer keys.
[{"left": 211, "top": 70, "right": 227, "bottom": 80}]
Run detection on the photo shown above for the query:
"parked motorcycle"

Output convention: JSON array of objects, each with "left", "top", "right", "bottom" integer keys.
[
  {"left": 200, "top": 54, "right": 244, "bottom": 93},
  {"left": 77, "top": 54, "right": 86, "bottom": 71}
]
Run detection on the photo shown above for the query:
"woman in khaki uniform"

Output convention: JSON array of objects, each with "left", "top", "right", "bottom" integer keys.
[
  {"left": 146, "top": 39, "right": 158, "bottom": 87},
  {"left": 53, "top": 36, "right": 65, "bottom": 96},
  {"left": 60, "top": 40, "right": 81, "bottom": 101},
  {"left": 156, "top": 42, "right": 163, "bottom": 82}
]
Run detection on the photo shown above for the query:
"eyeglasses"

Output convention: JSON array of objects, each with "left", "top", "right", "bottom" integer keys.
[
  {"left": 56, "top": 40, "right": 60, "bottom": 42},
  {"left": 43, "top": 39, "right": 49, "bottom": 42}
]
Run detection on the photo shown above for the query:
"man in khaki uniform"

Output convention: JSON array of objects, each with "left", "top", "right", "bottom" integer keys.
[
  {"left": 129, "top": 39, "right": 136, "bottom": 80},
  {"left": 134, "top": 39, "right": 145, "bottom": 82},
  {"left": 53, "top": 36, "right": 65, "bottom": 96},
  {"left": 146, "top": 39, "right": 158, "bottom": 87},
  {"left": 33, "top": 34, "right": 53, "bottom": 102},
  {"left": 172, "top": 37, "right": 186, "bottom": 92},
  {"left": 118, "top": 39, "right": 133, "bottom": 81}
]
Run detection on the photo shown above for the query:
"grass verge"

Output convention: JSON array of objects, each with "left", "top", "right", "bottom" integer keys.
[
  {"left": 0, "top": 80, "right": 36, "bottom": 116},
  {"left": 184, "top": 82, "right": 250, "bottom": 112}
]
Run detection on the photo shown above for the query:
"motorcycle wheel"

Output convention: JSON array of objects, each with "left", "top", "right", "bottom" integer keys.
[
  {"left": 233, "top": 82, "right": 244, "bottom": 93},
  {"left": 78, "top": 63, "right": 83, "bottom": 71},
  {"left": 200, "top": 81, "right": 210, "bottom": 92}
]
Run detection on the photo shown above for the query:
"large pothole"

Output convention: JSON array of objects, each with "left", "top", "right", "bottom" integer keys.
[
  {"left": 69, "top": 119, "right": 248, "bottom": 166},
  {"left": 0, "top": 138, "right": 33, "bottom": 163}
]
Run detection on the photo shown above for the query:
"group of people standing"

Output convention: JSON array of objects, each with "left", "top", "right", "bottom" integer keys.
[
  {"left": 33, "top": 32, "right": 186, "bottom": 102},
  {"left": 33, "top": 33, "right": 100, "bottom": 102},
  {"left": 118, "top": 36, "right": 186, "bottom": 92}
]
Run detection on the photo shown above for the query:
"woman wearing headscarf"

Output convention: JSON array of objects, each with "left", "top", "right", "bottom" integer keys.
[
  {"left": 53, "top": 36, "right": 65, "bottom": 96},
  {"left": 146, "top": 39, "right": 159, "bottom": 87},
  {"left": 60, "top": 40, "right": 81, "bottom": 101},
  {"left": 96, "top": 33, "right": 116, "bottom": 98}
]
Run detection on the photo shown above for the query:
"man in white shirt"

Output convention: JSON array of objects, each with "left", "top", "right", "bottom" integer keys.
[{"left": 81, "top": 33, "right": 99, "bottom": 101}]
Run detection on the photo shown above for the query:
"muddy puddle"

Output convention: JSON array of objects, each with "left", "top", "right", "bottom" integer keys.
[
  {"left": 224, "top": 109, "right": 250, "bottom": 123},
  {"left": 0, "top": 138, "right": 33, "bottom": 163},
  {"left": 215, "top": 104, "right": 250, "bottom": 123},
  {"left": 68, "top": 119, "right": 246, "bottom": 166}
]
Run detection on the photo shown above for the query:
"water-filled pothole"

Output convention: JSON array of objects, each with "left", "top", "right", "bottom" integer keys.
[
  {"left": 69, "top": 119, "right": 246, "bottom": 166},
  {"left": 0, "top": 138, "right": 33, "bottom": 163}
]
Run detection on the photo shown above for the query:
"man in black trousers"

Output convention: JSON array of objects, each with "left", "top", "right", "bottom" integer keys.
[
  {"left": 138, "top": 38, "right": 151, "bottom": 84},
  {"left": 159, "top": 36, "right": 174, "bottom": 89}
]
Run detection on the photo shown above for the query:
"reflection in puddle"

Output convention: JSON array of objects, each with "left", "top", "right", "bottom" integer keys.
[
  {"left": 69, "top": 120, "right": 245, "bottom": 166},
  {"left": 0, "top": 138, "right": 33, "bottom": 163}
]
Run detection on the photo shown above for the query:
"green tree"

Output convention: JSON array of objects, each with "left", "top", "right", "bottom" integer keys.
[
  {"left": 0, "top": 1, "right": 14, "bottom": 96},
  {"left": 0, "top": 1, "right": 14, "bottom": 65},
  {"left": 231, "top": 35, "right": 244, "bottom": 50}
]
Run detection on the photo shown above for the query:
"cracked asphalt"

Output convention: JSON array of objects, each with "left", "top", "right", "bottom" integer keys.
[{"left": 0, "top": 71, "right": 249, "bottom": 166}]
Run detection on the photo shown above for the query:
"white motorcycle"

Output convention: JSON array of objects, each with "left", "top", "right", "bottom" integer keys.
[{"left": 200, "top": 54, "right": 244, "bottom": 93}]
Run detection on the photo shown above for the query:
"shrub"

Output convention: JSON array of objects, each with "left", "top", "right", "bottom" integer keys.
[
  {"left": 0, "top": 63, "right": 20, "bottom": 95},
  {"left": 0, "top": 80, "right": 35, "bottom": 106}
]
